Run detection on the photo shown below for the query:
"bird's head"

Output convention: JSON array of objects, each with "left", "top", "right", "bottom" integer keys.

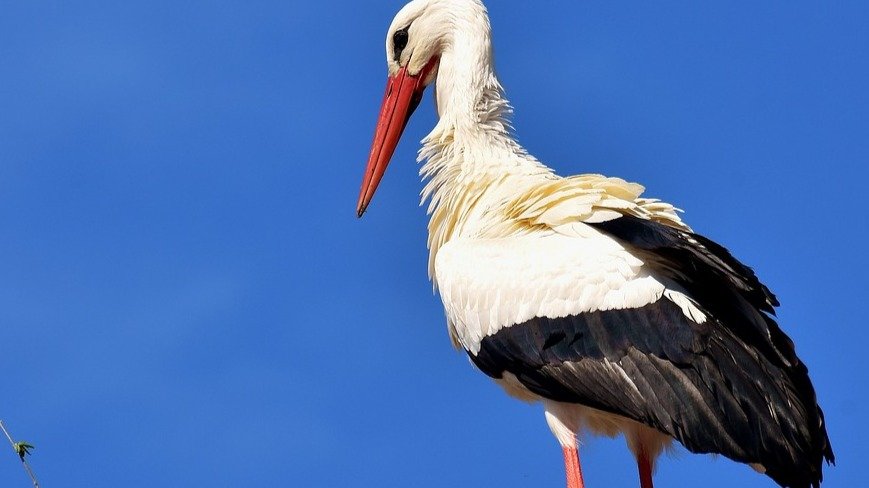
[{"left": 357, "top": 0, "right": 480, "bottom": 217}]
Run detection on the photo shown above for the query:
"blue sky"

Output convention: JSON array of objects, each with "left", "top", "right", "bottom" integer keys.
[{"left": 1, "top": 1, "right": 866, "bottom": 487}]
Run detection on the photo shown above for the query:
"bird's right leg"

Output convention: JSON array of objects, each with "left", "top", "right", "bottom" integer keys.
[
  {"left": 626, "top": 426, "right": 665, "bottom": 488},
  {"left": 544, "top": 402, "right": 585, "bottom": 488},
  {"left": 636, "top": 448, "right": 653, "bottom": 488}
]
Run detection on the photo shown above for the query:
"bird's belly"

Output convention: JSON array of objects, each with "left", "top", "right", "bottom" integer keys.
[
  {"left": 493, "top": 371, "right": 674, "bottom": 453},
  {"left": 490, "top": 371, "right": 667, "bottom": 437}
]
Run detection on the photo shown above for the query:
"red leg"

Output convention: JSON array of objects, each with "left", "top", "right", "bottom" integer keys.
[
  {"left": 637, "top": 447, "right": 654, "bottom": 488},
  {"left": 562, "top": 446, "right": 586, "bottom": 488}
]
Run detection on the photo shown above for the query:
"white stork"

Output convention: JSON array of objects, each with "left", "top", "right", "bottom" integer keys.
[{"left": 356, "top": 1, "right": 834, "bottom": 487}]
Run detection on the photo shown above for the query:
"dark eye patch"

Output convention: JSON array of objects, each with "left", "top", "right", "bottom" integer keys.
[{"left": 393, "top": 28, "right": 409, "bottom": 61}]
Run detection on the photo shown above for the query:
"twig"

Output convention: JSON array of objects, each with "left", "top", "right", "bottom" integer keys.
[{"left": 0, "top": 420, "right": 39, "bottom": 488}]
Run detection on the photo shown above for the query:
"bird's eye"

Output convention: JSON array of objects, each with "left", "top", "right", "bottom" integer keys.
[{"left": 393, "top": 28, "right": 409, "bottom": 60}]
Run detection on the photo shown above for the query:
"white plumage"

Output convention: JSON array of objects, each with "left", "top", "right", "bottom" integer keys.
[{"left": 436, "top": 232, "right": 706, "bottom": 354}]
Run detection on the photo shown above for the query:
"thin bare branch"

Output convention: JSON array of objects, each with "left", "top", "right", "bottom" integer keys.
[{"left": 0, "top": 420, "right": 40, "bottom": 488}]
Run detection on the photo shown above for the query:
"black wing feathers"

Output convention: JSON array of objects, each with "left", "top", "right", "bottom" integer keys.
[
  {"left": 470, "top": 216, "right": 833, "bottom": 488},
  {"left": 590, "top": 217, "right": 798, "bottom": 367},
  {"left": 592, "top": 216, "right": 778, "bottom": 308}
]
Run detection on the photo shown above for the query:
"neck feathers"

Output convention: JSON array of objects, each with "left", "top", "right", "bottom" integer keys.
[{"left": 418, "top": 9, "right": 553, "bottom": 282}]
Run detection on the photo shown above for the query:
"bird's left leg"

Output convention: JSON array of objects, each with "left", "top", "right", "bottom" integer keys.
[
  {"left": 544, "top": 401, "right": 585, "bottom": 488},
  {"left": 562, "top": 445, "right": 585, "bottom": 488}
]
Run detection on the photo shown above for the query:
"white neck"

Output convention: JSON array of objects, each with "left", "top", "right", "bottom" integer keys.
[{"left": 418, "top": 9, "right": 554, "bottom": 281}]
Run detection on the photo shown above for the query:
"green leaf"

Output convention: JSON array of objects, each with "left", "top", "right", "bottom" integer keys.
[{"left": 13, "top": 441, "right": 34, "bottom": 459}]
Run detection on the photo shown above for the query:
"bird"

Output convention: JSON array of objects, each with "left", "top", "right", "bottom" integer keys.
[{"left": 355, "top": 1, "right": 834, "bottom": 487}]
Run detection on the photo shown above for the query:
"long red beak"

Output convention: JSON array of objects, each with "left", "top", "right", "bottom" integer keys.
[{"left": 356, "top": 58, "right": 438, "bottom": 217}]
